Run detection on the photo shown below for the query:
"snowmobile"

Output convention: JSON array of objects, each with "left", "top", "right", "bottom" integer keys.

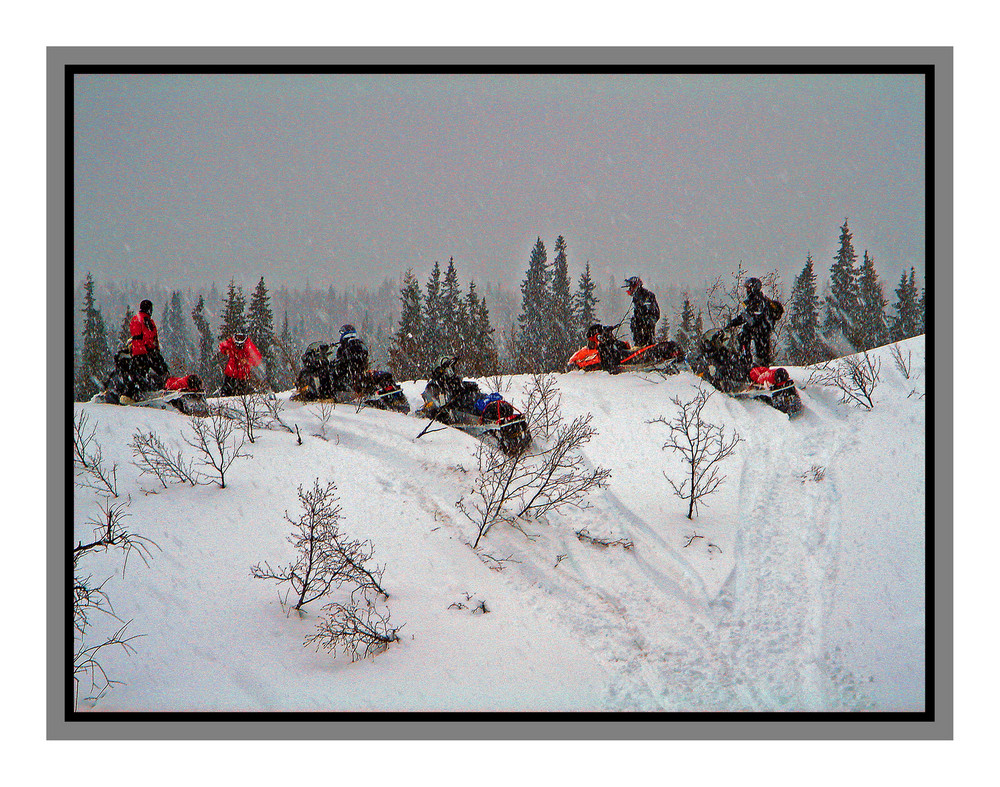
[
  {"left": 91, "top": 347, "right": 210, "bottom": 416},
  {"left": 687, "top": 326, "right": 803, "bottom": 416},
  {"left": 293, "top": 339, "right": 410, "bottom": 412},
  {"left": 417, "top": 357, "right": 531, "bottom": 454},
  {"left": 567, "top": 324, "right": 685, "bottom": 375}
]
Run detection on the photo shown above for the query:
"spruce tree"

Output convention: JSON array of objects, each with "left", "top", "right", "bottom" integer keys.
[
  {"left": 219, "top": 279, "right": 247, "bottom": 338},
  {"left": 389, "top": 269, "right": 424, "bottom": 381},
  {"left": 823, "top": 219, "right": 860, "bottom": 349},
  {"left": 854, "top": 251, "right": 889, "bottom": 350},
  {"left": 918, "top": 285, "right": 926, "bottom": 335},
  {"left": 675, "top": 296, "right": 696, "bottom": 349},
  {"left": 464, "top": 280, "right": 499, "bottom": 377},
  {"left": 159, "top": 290, "right": 191, "bottom": 370},
  {"left": 656, "top": 312, "right": 672, "bottom": 342},
  {"left": 441, "top": 257, "right": 462, "bottom": 355},
  {"left": 118, "top": 305, "right": 135, "bottom": 350},
  {"left": 890, "top": 267, "right": 921, "bottom": 341},
  {"left": 423, "top": 261, "right": 444, "bottom": 364},
  {"left": 77, "top": 272, "right": 111, "bottom": 400},
  {"left": 247, "top": 276, "right": 275, "bottom": 383},
  {"left": 515, "top": 237, "right": 551, "bottom": 372},
  {"left": 549, "top": 235, "right": 576, "bottom": 368},
  {"left": 192, "top": 294, "right": 217, "bottom": 388},
  {"left": 787, "top": 254, "right": 823, "bottom": 365},
  {"left": 575, "top": 261, "right": 600, "bottom": 333}
]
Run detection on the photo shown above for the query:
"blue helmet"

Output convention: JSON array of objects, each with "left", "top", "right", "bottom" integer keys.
[{"left": 340, "top": 324, "right": 358, "bottom": 342}]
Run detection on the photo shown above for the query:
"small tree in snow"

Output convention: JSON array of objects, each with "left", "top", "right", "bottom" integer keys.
[
  {"left": 183, "top": 406, "right": 251, "bottom": 488},
  {"left": 252, "top": 479, "right": 388, "bottom": 612},
  {"left": 649, "top": 387, "right": 742, "bottom": 519},
  {"left": 305, "top": 592, "right": 402, "bottom": 661}
]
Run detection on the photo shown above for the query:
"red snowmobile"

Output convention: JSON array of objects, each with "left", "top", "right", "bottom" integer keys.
[{"left": 567, "top": 324, "right": 685, "bottom": 374}]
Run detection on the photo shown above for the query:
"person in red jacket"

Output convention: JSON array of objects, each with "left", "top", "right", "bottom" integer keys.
[
  {"left": 218, "top": 332, "right": 263, "bottom": 396},
  {"left": 126, "top": 299, "right": 170, "bottom": 396}
]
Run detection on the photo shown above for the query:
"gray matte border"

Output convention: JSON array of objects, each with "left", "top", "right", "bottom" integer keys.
[{"left": 49, "top": 45, "right": 953, "bottom": 740}]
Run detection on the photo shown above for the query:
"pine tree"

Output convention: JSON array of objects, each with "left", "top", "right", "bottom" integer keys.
[
  {"left": 441, "top": 257, "right": 462, "bottom": 355},
  {"left": 694, "top": 310, "right": 704, "bottom": 338},
  {"left": 247, "top": 276, "right": 276, "bottom": 384},
  {"left": 192, "top": 294, "right": 217, "bottom": 388},
  {"left": 824, "top": 219, "right": 860, "bottom": 349},
  {"left": 423, "top": 261, "right": 445, "bottom": 364},
  {"left": 656, "top": 312, "right": 672, "bottom": 342},
  {"left": 77, "top": 272, "right": 111, "bottom": 400},
  {"left": 787, "top": 254, "right": 824, "bottom": 365},
  {"left": 159, "top": 290, "right": 191, "bottom": 370},
  {"left": 515, "top": 237, "right": 551, "bottom": 372},
  {"left": 575, "top": 261, "right": 600, "bottom": 333},
  {"left": 675, "top": 296, "right": 696, "bottom": 349},
  {"left": 854, "top": 251, "right": 889, "bottom": 351},
  {"left": 549, "top": 235, "right": 576, "bottom": 368},
  {"left": 389, "top": 269, "right": 424, "bottom": 381},
  {"left": 464, "top": 280, "right": 499, "bottom": 377},
  {"left": 118, "top": 305, "right": 135, "bottom": 350},
  {"left": 890, "top": 267, "right": 921, "bottom": 341},
  {"left": 918, "top": 285, "right": 926, "bottom": 335},
  {"left": 219, "top": 279, "right": 247, "bottom": 338}
]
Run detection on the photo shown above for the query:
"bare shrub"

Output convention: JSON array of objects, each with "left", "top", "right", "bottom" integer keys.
[
  {"left": 262, "top": 393, "right": 295, "bottom": 433},
  {"left": 576, "top": 528, "right": 634, "bottom": 550},
  {"left": 458, "top": 411, "right": 611, "bottom": 549},
  {"left": 73, "top": 411, "right": 119, "bottom": 497},
  {"left": 484, "top": 373, "right": 512, "bottom": 396},
  {"left": 304, "top": 593, "right": 402, "bottom": 661},
  {"left": 252, "top": 479, "right": 388, "bottom": 612},
  {"left": 809, "top": 352, "right": 881, "bottom": 410},
  {"left": 313, "top": 400, "right": 335, "bottom": 441},
  {"left": 131, "top": 429, "right": 202, "bottom": 487},
  {"left": 183, "top": 405, "right": 251, "bottom": 488},
  {"left": 73, "top": 498, "right": 159, "bottom": 708},
  {"left": 649, "top": 386, "right": 743, "bottom": 519},
  {"left": 798, "top": 465, "right": 827, "bottom": 483},
  {"left": 521, "top": 373, "right": 563, "bottom": 441},
  {"left": 233, "top": 392, "right": 270, "bottom": 443},
  {"left": 889, "top": 344, "right": 913, "bottom": 379}
]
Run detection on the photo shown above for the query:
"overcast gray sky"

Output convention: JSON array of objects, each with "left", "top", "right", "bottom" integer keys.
[{"left": 74, "top": 72, "right": 924, "bottom": 294}]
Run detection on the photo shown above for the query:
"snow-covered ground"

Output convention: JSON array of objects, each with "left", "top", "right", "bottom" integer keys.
[{"left": 72, "top": 336, "right": 926, "bottom": 712}]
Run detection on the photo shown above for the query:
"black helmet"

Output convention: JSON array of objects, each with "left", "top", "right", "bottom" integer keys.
[
  {"left": 139, "top": 299, "right": 153, "bottom": 314},
  {"left": 233, "top": 333, "right": 248, "bottom": 346},
  {"left": 623, "top": 276, "right": 642, "bottom": 295},
  {"left": 340, "top": 324, "right": 358, "bottom": 341},
  {"left": 773, "top": 367, "right": 790, "bottom": 385},
  {"left": 437, "top": 354, "right": 460, "bottom": 372},
  {"left": 745, "top": 277, "right": 763, "bottom": 295}
]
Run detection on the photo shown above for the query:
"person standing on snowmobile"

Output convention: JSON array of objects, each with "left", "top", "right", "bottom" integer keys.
[
  {"left": 622, "top": 276, "right": 660, "bottom": 347},
  {"left": 726, "top": 277, "right": 784, "bottom": 366},
  {"left": 218, "top": 332, "right": 263, "bottom": 396},
  {"left": 334, "top": 324, "right": 370, "bottom": 390},
  {"left": 127, "top": 299, "right": 170, "bottom": 395}
]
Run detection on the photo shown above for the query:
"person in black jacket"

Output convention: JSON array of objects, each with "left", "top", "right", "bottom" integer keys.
[
  {"left": 622, "top": 276, "right": 660, "bottom": 347},
  {"left": 334, "top": 324, "right": 370, "bottom": 389},
  {"left": 726, "top": 277, "right": 785, "bottom": 366}
]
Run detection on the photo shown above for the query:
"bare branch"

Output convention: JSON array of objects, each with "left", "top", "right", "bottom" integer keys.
[
  {"left": 182, "top": 405, "right": 251, "bottom": 488},
  {"left": 131, "top": 429, "right": 203, "bottom": 487},
  {"left": 649, "top": 387, "right": 743, "bottom": 519},
  {"left": 73, "top": 411, "right": 119, "bottom": 497},
  {"left": 808, "top": 352, "right": 881, "bottom": 410},
  {"left": 576, "top": 528, "right": 634, "bottom": 550},
  {"left": 304, "top": 594, "right": 402, "bottom": 661}
]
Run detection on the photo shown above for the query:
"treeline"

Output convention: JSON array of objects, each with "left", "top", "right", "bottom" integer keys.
[
  {"left": 74, "top": 220, "right": 927, "bottom": 399},
  {"left": 784, "top": 219, "right": 926, "bottom": 365}
]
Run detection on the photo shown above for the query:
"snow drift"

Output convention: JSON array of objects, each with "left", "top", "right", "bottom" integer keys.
[{"left": 72, "top": 337, "right": 926, "bottom": 712}]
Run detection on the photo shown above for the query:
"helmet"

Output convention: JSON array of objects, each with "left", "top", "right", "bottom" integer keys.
[
  {"left": 437, "top": 354, "right": 459, "bottom": 372},
  {"left": 745, "top": 277, "right": 763, "bottom": 295},
  {"left": 340, "top": 324, "right": 358, "bottom": 341},
  {"left": 623, "top": 276, "right": 642, "bottom": 295},
  {"left": 139, "top": 299, "right": 153, "bottom": 314},
  {"left": 233, "top": 333, "right": 247, "bottom": 346},
  {"left": 773, "top": 367, "right": 790, "bottom": 385},
  {"left": 586, "top": 324, "right": 603, "bottom": 347}
]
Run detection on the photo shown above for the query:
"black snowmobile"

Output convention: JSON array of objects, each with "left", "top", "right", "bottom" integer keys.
[
  {"left": 688, "top": 326, "right": 803, "bottom": 416},
  {"left": 294, "top": 339, "right": 410, "bottom": 412},
  {"left": 92, "top": 346, "right": 209, "bottom": 416},
  {"left": 567, "top": 324, "right": 685, "bottom": 375},
  {"left": 417, "top": 357, "right": 531, "bottom": 454}
]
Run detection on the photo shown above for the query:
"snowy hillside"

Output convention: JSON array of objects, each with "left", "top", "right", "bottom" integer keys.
[{"left": 72, "top": 337, "right": 926, "bottom": 713}]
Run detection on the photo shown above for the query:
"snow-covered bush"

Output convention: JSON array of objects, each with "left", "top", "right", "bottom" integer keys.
[
  {"left": 458, "top": 375, "right": 611, "bottom": 549},
  {"left": 649, "top": 386, "right": 743, "bottom": 519},
  {"left": 304, "top": 592, "right": 401, "bottom": 662},
  {"left": 251, "top": 479, "right": 388, "bottom": 612}
]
